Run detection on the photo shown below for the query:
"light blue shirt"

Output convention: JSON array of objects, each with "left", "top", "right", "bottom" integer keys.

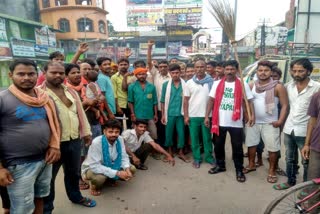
[{"left": 96, "top": 71, "right": 116, "bottom": 114}]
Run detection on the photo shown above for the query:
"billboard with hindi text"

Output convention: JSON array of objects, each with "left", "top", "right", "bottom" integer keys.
[
  {"left": 127, "top": 8, "right": 164, "bottom": 27},
  {"left": 164, "top": 7, "right": 202, "bottom": 26},
  {"left": 127, "top": 0, "right": 162, "bottom": 5},
  {"left": 164, "top": 0, "right": 202, "bottom": 6}
]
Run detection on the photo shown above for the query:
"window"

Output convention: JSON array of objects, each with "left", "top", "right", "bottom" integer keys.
[
  {"left": 98, "top": 20, "right": 106, "bottom": 34},
  {"left": 59, "top": 19, "right": 70, "bottom": 32},
  {"left": 96, "top": 0, "right": 103, "bottom": 8},
  {"left": 77, "top": 18, "right": 93, "bottom": 32},
  {"left": 55, "top": 0, "right": 68, "bottom": 6},
  {"left": 75, "top": 0, "right": 92, "bottom": 5},
  {"left": 42, "top": 0, "right": 50, "bottom": 8}
]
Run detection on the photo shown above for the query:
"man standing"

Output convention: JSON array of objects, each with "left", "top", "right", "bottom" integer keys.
[
  {"left": 147, "top": 40, "right": 171, "bottom": 148},
  {"left": 122, "top": 119, "right": 175, "bottom": 170},
  {"left": 128, "top": 68, "right": 158, "bottom": 141},
  {"left": 111, "top": 58, "right": 132, "bottom": 127},
  {"left": 244, "top": 61, "right": 288, "bottom": 184},
  {"left": 161, "top": 63, "right": 189, "bottom": 162},
  {"left": 215, "top": 61, "right": 225, "bottom": 80},
  {"left": 184, "top": 59, "right": 215, "bottom": 169},
  {"left": 301, "top": 91, "right": 320, "bottom": 180},
  {"left": 96, "top": 57, "right": 116, "bottom": 115},
  {"left": 205, "top": 60, "right": 254, "bottom": 183},
  {"left": 41, "top": 62, "right": 96, "bottom": 212},
  {"left": 82, "top": 120, "right": 135, "bottom": 196},
  {"left": 274, "top": 58, "right": 320, "bottom": 190},
  {"left": 206, "top": 61, "right": 217, "bottom": 79},
  {"left": 0, "top": 59, "right": 60, "bottom": 213}
]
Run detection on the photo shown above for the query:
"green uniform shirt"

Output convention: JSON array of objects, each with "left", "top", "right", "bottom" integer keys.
[
  {"left": 128, "top": 81, "right": 158, "bottom": 120},
  {"left": 160, "top": 81, "right": 183, "bottom": 116}
]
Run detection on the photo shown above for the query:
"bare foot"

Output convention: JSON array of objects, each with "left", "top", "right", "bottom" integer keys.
[
  {"left": 90, "top": 184, "right": 102, "bottom": 196},
  {"left": 178, "top": 154, "right": 191, "bottom": 163}
]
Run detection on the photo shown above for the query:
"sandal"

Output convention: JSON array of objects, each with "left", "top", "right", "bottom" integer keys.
[
  {"left": 79, "top": 180, "right": 90, "bottom": 190},
  {"left": 243, "top": 167, "right": 256, "bottom": 174},
  {"left": 276, "top": 168, "right": 287, "bottom": 176},
  {"left": 90, "top": 189, "right": 101, "bottom": 196},
  {"left": 236, "top": 171, "right": 246, "bottom": 183},
  {"left": 208, "top": 166, "right": 226, "bottom": 174},
  {"left": 77, "top": 197, "right": 96, "bottom": 207},
  {"left": 192, "top": 161, "right": 200, "bottom": 169},
  {"left": 178, "top": 155, "right": 191, "bottom": 163},
  {"left": 255, "top": 162, "right": 264, "bottom": 167},
  {"left": 267, "top": 175, "right": 278, "bottom": 183},
  {"left": 273, "top": 182, "right": 293, "bottom": 190},
  {"left": 136, "top": 164, "right": 148, "bottom": 170}
]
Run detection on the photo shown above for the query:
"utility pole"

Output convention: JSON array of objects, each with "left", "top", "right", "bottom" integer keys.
[{"left": 260, "top": 18, "right": 266, "bottom": 57}]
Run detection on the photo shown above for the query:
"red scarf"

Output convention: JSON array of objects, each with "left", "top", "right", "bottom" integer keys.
[{"left": 211, "top": 77, "right": 242, "bottom": 135}]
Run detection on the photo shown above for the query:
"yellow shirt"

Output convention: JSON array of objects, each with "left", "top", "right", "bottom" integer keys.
[
  {"left": 46, "top": 85, "right": 91, "bottom": 142},
  {"left": 111, "top": 72, "right": 129, "bottom": 109}
]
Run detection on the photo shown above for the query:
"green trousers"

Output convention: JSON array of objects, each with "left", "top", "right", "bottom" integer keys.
[
  {"left": 189, "top": 117, "right": 214, "bottom": 163},
  {"left": 165, "top": 116, "right": 185, "bottom": 148}
]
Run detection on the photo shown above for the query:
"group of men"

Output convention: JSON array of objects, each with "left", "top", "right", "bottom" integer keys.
[{"left": 1, "top": 39, "right": 320, "bottom": 214}]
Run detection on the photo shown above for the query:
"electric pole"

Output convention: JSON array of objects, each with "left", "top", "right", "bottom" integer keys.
[{"left": 260, "top": 19, "right": 266, "bottom": 57}]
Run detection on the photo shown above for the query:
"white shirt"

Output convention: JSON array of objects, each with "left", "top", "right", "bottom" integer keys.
[
  {"left": 283, "top": 79, "right": 320, "bottom": 136},
  {"left": 149, "top": 66, "right": 171, "bottom": 110},
  {"left": 184, "top": 79, "right": 211, "bottom": 117},
  {"left": 81, "top": 135, "right": 130, "bottom": 178},
  {"left": 209, "top": 79, "right": 253, "bottom": 128},
  {"left": 122, "top": 129, "right": 153, "bottom": 152}
]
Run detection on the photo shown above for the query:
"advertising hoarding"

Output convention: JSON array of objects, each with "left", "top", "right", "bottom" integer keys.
[
  {"left": 127, "top": 0, "right": 162, "bottom": 5},
  {"left": 164, "top": 0, "right": 202, "bottom": 6},
  {"left": 164, "top": 7, "right": 202, "bottom": 26},
  {"left": 10, "top": 38, "right": 35, "bottom": 57},
  {"left": 127, "top": 8, "right": 164, "bottom": 27}
]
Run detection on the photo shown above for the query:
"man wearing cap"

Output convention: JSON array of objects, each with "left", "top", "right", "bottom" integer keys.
[{"left": 128, "top": 68, "right": 158, "bottom": 141}]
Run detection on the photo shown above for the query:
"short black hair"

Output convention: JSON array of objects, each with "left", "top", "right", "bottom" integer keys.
[
  {"left": 134, "top": 119, "right": 148, "bottom": 126},
  {"left": 186, "top": 63, "right": 194, "bottom": 68},
  {"left": 272, "top": 66, "right": 282, "bottom": 78},
  {"left": 207, "top": 61, "right": 217, "bottom": 67},
  {"left": 169, "top": 63, "right": 181, "bottom": 72},
  {"left": 43, "top": 61, "right": 65, "bottom": 72},
  {"left": 117, "top": 58, "right": 129, "bottom": 65},
  {"left": 64, "top": 63, "right": 80, "bottom": 76},
  {"left": 158, "top": 60, "right": 169, "bottom": 65},
  {"left": 290, "top": 58, "right": 314, "bottom": 72},
  {"left": 9, "top": 59, "right": 37, "bottom": 73},
  {"left": 82, "top": 58, "right": 96, "bottom": 69},
  {"left": 49, "top": 51, "right": 64, "bottom": 60},
  {"left": 223, "top": 60, "right": 239, "bottom": 70},
  {"left": 96, "top": 57, "right": 112, "bottom": 66},
  {"left": 169, "top": 57, "right": 178, "bottom": 62},
  {"left": 258, "top": 60, "right": 275, "bottom": 70},
  {"left": 216, "top": 61, "right": 225, "bottom": 67},
  {"left": 134, "top": 60, "right": 146, "bottom": 68},
  {"left": 103, "top": 119, "right": 122, "bottom": 130}
]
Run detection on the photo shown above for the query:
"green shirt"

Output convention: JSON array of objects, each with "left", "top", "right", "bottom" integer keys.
[
  {"left": 160, "top": 81, "right": 183, "bottom": 116},
  {"left": 128, "top": 81, "right": 158, "bottom": 119}
]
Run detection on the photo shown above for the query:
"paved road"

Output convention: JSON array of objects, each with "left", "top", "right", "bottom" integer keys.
[
  {"left": 51, "top": 141, "right": 302, "bottom": 214},
  {"left": 1, "top": 140, "right": 303, "bottom": 214}
]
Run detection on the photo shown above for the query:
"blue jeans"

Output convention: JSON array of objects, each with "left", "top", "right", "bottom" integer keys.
[
  {"left": 284, "top": 132, "right": 309, "bottom": 185},
  {"left": 43, "top": 139, "right": 83, "bottom": 214},
  {"left": 6, "top": 160, "right": 52, "bottom": 214}
]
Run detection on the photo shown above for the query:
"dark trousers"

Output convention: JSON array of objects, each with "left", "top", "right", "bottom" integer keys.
[
  {"left": 214, "top": 126, "right": 244, "bottom": 172},
  {"left": 130, "top": 143, "right": 153, "bottom": 164},
  {"left": 115, "top": 107, "right": 132, "bottom": 130},
  {"left": 43, "top": 139, "right": 83, "bottom": 213},
  {"left": 156, "top": 110, "right": 166, "bottom": 147},
  {"left": 0, "top": 186, "right": 10, "bottom": 209}
]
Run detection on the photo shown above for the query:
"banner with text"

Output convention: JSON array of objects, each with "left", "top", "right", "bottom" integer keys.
[
  {"left": 127, "top": 8, "right": 164, "bottom": 27},
  {"left": 164, "top": 7, "right": 202, "bottom": 26},
  {"left": 126, "top": 0, "right": 162, "bottom": 6},
  {"left": 0, "top": 18, "right": 12, "bottom": 58},
  {"left": 10, "top": 38, "right": 35, "bottom": 57},
  {"left": 164, "top": 0, "right": 202, "bottom": 6}
]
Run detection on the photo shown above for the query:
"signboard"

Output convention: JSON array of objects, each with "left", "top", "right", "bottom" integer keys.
[
  {"left": 10, "top": 38, "right": 35, "bottom": 57},
  {"left": 164, "top": 0, "right": 202, "bottom": 6},
  {"left": 127, "top": 8, "right": 164, "bottom": 27},
  {"left": 127, "top": 0, "right": 162, "bottom": 5},
  {"left": 168, "top": 42, "right": 182, "bottom": 54},
  {"left": 9, "top": 21, "right": 21, "bottom": 39},
  {"left": 35, "top": 27, "right": 57, "bottom": 56},
  {"left": 0, "top": 18, "right": 12, "bottom": 58},
  {"left": 109, "top": 31, "right": 140, "bottom": 37},
  {"left": 164, "top": 7, "right": 202, "bottom": 26}
]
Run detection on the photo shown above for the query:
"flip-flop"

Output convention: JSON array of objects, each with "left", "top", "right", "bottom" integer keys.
[
  {"left": 273, "top": 182, "right": 293, "bottom": 190},
  {"left": 276, "top": 168, "right": 287, "bottom": 176},
  {"left": 267, "top": 175, "right": 278, "bottom": 183},
  {"left": 255, "top": 162, "right": 264, "bottom": 167},
  {"left": 90, "top": 189, "right": 101, "bottom": 196},
  {"left": 236, "top": 171, "right": 246, "bottom": 183},
  {"left": 79, "top": 181, "right": 90, "bottom": 190},
  {"left": 77, "top": 197, "right": 96, "bottom": 207},
  {"left": 178, "top": 155, "right": 191, "bottom": 163},
  {"left": 243, "top": 167, "right": 256, "bottom": 174}
]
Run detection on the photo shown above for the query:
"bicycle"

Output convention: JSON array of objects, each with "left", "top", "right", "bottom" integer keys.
[{"left": 264, "top": 178, "right": 320, "bottom": 214}]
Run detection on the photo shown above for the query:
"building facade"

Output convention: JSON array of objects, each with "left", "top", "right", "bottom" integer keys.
[{"left": 38, "top": 0, "right": 109, "bottom": 59}]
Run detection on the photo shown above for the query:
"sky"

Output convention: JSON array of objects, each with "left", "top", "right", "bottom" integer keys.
[{"left": 104, "top": 0, "right": 292, "bottom": 40}]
